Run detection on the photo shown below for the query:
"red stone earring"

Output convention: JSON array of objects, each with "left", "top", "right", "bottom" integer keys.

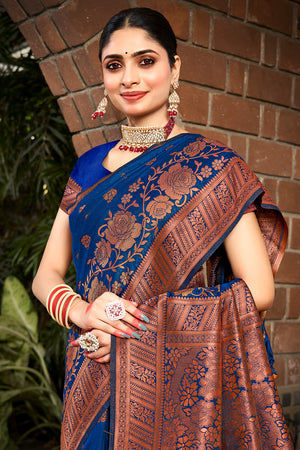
[
  {"left": 91, "top": 89, "right": 108, "bottom": 119},
  {"left": 167, "top": 81, "right": 180, "bottom": 117}
]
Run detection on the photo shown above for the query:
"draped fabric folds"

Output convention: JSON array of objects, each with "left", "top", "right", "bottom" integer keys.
[{"left": 60, "top": 134, "right": 292, "bottom": 449}]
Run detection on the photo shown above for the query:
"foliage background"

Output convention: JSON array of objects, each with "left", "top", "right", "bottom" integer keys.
[{"left": 0, "top": 5, "right": 77, "bottom": 447}]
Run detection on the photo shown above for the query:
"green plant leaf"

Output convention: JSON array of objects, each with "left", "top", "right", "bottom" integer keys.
[
  {"left": 1, "top": 277, "right": 38, "bottom": 342},
  {"left": 0, "top": 400, "right": 12, "bottom": 449}
]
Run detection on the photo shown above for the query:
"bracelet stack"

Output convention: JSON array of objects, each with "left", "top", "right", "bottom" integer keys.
[{"left": 46, "top": 284, "right": 81, "bottom": 328}]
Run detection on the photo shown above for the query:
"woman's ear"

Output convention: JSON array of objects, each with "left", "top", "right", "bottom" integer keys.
[{"left": 171, "top": 55, "right": 181, "bottom": 85}]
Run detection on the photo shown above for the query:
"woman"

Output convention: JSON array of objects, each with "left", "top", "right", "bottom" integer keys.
[{"left": 32, "top": 7, "right": 293, "bottom": 449}]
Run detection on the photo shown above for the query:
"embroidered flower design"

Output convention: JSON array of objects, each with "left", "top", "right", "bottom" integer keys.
[
  {"left": 120, "top": 271, "right": 130, "bottom": 285},
  {"left": 183, "top": 139, "right": 206, "bottom": 157},
  {"left": 105, "top": 210, "right": 142, "bottom": 251},
  {"left": 158, "top": 162, "right": 196, "bottom": 200},
  {"left": 179, "top": 380, "right": 199, "bottom": 407},
  {"left": 94, "top": 239, "right": 111, "bottom": 267},
  {"left": 146, "top": 195, "right": 173, "bottom": 219},
  {"left": 112, "top": 280, "right": 122, "bottom": 295},
  {"left": 89, "top": 278, "right": 107, "bottom": 301},
  {"left": 103, "top": 188, "right": 117, "bottom": 203},
  {"left": 129, "top": 182, "right": 140, "bottom": 192},
  {"left": 212, "top": 156, "right": 226, "bottom": 171},
  {"left": 81, "top": 235, "right": 91, "bottom": 248},
  {"left": 177, "top": 433, "right": 200, "bottom": 449},
  {"left": 200, "top": 165, "right": 212, "bottom": 178},
  {"left": 121, "top": 193, "right": 132, "bottom": 204},
  {"left": 224, "top": 355, "right": 240, "bottom": 374}
]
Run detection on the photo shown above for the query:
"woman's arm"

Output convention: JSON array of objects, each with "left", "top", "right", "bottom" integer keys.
[
  {"left": 223, "top": 212, "right": 275, "bottom": 311},
  {"left": 32, "top": 208, "right": 73, "bottom": 302}
]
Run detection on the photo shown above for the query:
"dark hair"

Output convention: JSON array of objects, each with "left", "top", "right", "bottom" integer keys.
[{"left": 99, "top": 8, "right": 177, "bottom": 67}]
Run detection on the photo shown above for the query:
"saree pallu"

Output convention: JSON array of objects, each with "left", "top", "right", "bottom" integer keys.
[{"left": 61, "top": 133, "right": 293, "bottom": 449}]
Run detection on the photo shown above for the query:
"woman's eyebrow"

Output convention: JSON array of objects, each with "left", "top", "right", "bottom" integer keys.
[{"left": 103, "top": 49, "right": 159, "bottom": 62}]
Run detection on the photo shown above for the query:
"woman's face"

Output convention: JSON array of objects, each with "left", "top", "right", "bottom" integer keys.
[{"left": 101, "top": 27, "right": 180, "bottom": 126}]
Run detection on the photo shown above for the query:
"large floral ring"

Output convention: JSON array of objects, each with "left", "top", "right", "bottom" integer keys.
[
  {"left": 105, "top": 300, "right": 126, "bottom": 321},
  {"left": 78, "top": 332, "right": 100, "bottom": 352}
]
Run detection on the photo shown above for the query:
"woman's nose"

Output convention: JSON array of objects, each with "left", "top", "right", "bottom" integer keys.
[{"left": 121, "top": 63, "right": 139, "bottom": 87}]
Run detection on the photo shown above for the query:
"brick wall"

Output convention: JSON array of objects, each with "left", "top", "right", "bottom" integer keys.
[{"left": 2, "top": 0, "right": 300, "bottom": 433}]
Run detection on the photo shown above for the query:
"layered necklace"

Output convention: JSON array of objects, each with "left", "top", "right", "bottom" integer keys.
[{"left": 119, "top": 117, "right": 175, "bottom": 153}]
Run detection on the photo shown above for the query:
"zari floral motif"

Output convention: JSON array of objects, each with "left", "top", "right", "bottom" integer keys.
[{"left": 76, "top": 138, "right": 230, "bottom": 299}]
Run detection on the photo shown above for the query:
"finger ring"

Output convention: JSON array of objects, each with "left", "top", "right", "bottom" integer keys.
[
  {"left": 78, "top": 332, "right": 100, "bottom": 352},
  {"left": 105, "top": 300, "right": 126, "bottom": 321}
]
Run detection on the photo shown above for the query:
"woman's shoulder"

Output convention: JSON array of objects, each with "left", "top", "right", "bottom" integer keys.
[
  {"left": 69, "top": 141, "right": 117, "bottom": 189},
  {"left": 182, "top": 133, "right": 243, "bottom": 161}
]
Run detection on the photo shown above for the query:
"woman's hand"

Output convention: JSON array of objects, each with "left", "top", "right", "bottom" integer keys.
[
  {"left": 70, "top": 328, "right": 112, "bottom": 363},
  {"left": 68, "top": 291, "right": 149, "bottom": 340}
]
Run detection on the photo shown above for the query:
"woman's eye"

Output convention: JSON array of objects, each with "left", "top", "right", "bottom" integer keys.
[
  {"left": 106, "top": 62, "right": 121, "bottom": 70},
  {"left": 140, "top": 58, "right": 154, "bottom": 66}
]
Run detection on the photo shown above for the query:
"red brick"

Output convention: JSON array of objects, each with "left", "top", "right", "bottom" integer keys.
[
  {"left": 248, "top": 0, "right": 293, "bottom": 36},
  {"left": 273, "top": 323, "right": 300, "bottom": 353},
  {"left": 52, "top": 8, "right": 84, "bottom": 47},
  {"left": 36, "top": 15, "right": 66, "bottom": 53},
  {"left": 57, "top": 96, "right": 83, "bottom": 133},
  {"left": 272, "top": 356, "right": 285, "bottom": 386},
  {"left": 1, "top": 0, "right": 27, "bottom": 22},
  {"left": 266, "top": 287, "right": 286, "bottom": 320},
  {"left": 289, "top": 287, "right": 300, "bottom": 319},
  {"left": 248, "top": 139, "right": 292, "bottom": 177},
  {"left": 278, "top": 109, "right": 300, "bottom": 145},
  {"left": 90, "top": 87, "right": 125, "bottom": 126},
  {"left": 190, "top": 0, "right": 228, "bottom": 13},
  {"left": 228, "top": 60, "right": 246, "bottom": 96},
  {"left": 40, "top": 0, "right": 64, "bottom": 6},
  {"left": 295, "top": 148, "right": 300, "bottom": 180},
  {"left": 211, "top": 94, "right": 260, "bottom": 134},
  {"left": 73, "top": 48, "right": 101, "bottom": 87},
  {"left": 86, "top": 129, "right": 106, "bottom": 149},
  {"left": 247, "top": 65, "right": 292, "bottom": 106},
  {"left": 18, "top": 0, "right": 44, "bottom": 15},
  {"left": 278, "top": 179, "right": 300, "bottom": 212},
  {"left": 104, "top": 126, "right": 122, "bottom": 143},
  {"left": 19, "top": 21, "right": 49, "bottom": 59},
  {"left": 73, "top": 91, "right": 99, "bottom": 130},
  {"left": 261, "top": 177, "right": 278, "bottom": 203},
  {"left": 229, "top": 135, "right": 247, "bottom": 161},
  {"left": 261, "top": 105, "right": 276, "bottom": 140},
  {"left": 56, "top": 54, "right": 84, "bottom": 92},
  {"left": 230, "top": 0, "right": 247, "bottom": 19},
  {"left": 279, "top": 38, "right": 300, "bottom": 75},
  {"left": 263, "top": 33, "right": 277, "bottom": 68},
  {"left": 179, "top": 84, "right": 209, "bottom": 126},
  {"left": 213, "top": 16, "right": 260, "bottom": 62},
  {"left": 291, "top": 218, "right": 300, "bottom": 249},
  {"left": 192, "top": 9, "right": 210, "bottom": 48},
  {"left": 52, "top": 0, "right": 129, "bottom": 46},
  {"left": 72, "top": 132, "right": 92, "bottom": 157},
  {"left": 294, "top": 77, "right": 300, "bottom": 110},
  {"left": 276, "top": 251, "right": 300, "bottom": 283},
  {"left": 39, "top": 59, "right": 66, "bottom": 96},
  {"left": 184, "top": 126, "right": 228, "bottom": 146},
  {"left": 287, "top": 357, "right": 300, "bottom": 384},
  {"left": 178, "top": 43, "right": 226, "bottom": 90},
  {"left": 86, "top": 38, "right": 103, "bottom": 82},
  {"left": 137, "top": 0, "right": 190, "bottom": 41}
]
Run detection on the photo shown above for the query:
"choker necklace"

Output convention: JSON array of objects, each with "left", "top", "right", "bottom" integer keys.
[{"left": 119, "top": 117, "right": 175, "bottom": 153}]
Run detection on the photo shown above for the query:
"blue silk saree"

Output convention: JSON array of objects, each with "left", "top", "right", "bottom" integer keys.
[{"left": 60, "top": 133, "right": 293, "bottom": 449}]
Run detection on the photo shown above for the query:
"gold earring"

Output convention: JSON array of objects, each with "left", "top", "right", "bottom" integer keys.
[
  {"left": 167, "top": 81, "right": 180, "bottom": 117},
  {"left": 91, "top": 89, "right": 108, "bottom": 119}
]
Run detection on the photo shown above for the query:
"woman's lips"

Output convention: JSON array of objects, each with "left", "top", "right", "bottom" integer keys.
[{"left": 121, "top": 91, "right": 147, "bottom": 101}]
